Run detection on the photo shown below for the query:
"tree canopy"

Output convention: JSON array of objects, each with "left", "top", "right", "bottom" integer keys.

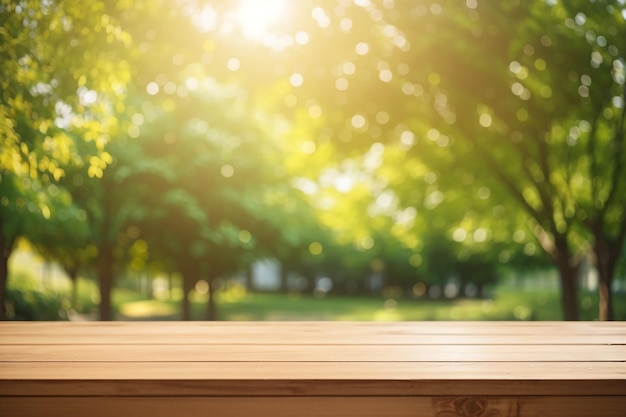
[{"left": 2, "top": 0, "right": 624, "bottom": 320}]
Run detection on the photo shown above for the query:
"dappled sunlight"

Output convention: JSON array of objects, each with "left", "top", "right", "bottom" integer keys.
[
  {"left": 119, "top": 300, "right": 177, "bottom": 319},
  {"left": 217, "top": 282, "right": 248, "bottom": 303},
  {"left": 2, "top": 0, "right": 626, "bottom": 321}
]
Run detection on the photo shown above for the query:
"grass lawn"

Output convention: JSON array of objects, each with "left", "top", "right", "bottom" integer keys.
[
  {"left": 114, "top": 285, "right": 626, "bottom": 321},
  {"left": 7, "top": 268, "right": 625, "bottom": 321}
]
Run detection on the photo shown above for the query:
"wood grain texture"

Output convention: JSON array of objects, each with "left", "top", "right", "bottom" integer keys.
[
  {"left": 1, "top": 396, "right": 625, "bottom": 417},
  {"left": 3, "top": 378, "right": 626, "bottom": 397},
  {"left": 2, "top": 321, "right": 625, "bottom": 344},
  {"left": 2, "top": 344, "right": 624, "bottom": 362},
  {"left": 1, "top": 322, "right": 625, "bottom": 416},
  {"left": 2, "top": 361, "right": 626, "bottom": 383},
  {"left": 6, "top": 333, "right": 625, "bottom": 345}
]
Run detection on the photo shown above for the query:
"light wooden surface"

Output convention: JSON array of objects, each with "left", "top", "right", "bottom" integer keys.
[{"left": 1, "top": 321, "right": 625, "bottom": 416}]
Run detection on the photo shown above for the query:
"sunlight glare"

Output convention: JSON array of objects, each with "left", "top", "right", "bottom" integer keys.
[{"left": 236, "top": 0, "right": 285, "bottom": 40}]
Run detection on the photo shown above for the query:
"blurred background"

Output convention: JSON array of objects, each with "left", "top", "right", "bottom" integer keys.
[{"left": 1, "top": 0, "right": 625, "bottom": 321}]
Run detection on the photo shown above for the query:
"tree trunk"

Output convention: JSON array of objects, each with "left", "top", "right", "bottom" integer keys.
[
  {"left": 0, "top": 248, "right": 9, "bottom": 321},
  {"left": 181, "top": 272, "right": 194, "bottom": 321},
  {"left": 279, "top": 262, "right": 289, "bottom": 293},
  {"left": 597, "top": 265, "right": 614, "bottom": 321},
  {"left": 546, "top": 233, "right": 580, "bottom": 321},
  {"left": 66, "top": 265, "right": 79, "bottom": 309},
  {"left": 207, "top": 274, "right": 217, "bottom": 321},
  {"left": 475, "top": 282, "right": 484, "bottom": 299},
  {"left": 145, "top": 272, "right": 153, "bottom": 298},
  {"left": 555, "top": 255, "right": 580, "bottom": 321},
  {"left": 245, "top": 263, "right": 255, "bottom": 292},
  {"left": 306, "top": 271, "right": 316, "bottom": 294},
  {"left": 97, "top": 245, "right": 115, "bottom": 321},
  {"left": 0, "top": 229, "right": 16, "bottom": 321},
  {"left": 594, "top": 237, "right": 616, "bottom": 321}
]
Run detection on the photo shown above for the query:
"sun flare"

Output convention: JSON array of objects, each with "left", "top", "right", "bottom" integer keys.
[{"left": 235, "top": 0, "right": 286, "bottom": 40}]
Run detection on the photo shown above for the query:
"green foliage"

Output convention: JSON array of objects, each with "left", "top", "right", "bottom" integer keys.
[
  {"left": 5, "top": 270, "right": 66, "bottom": 320},
  {"left": 205, "top": 0, "right": 626, "bottom": 319},
  {"left": 3, "top": 0, "right": 625, "bottom": 321}
]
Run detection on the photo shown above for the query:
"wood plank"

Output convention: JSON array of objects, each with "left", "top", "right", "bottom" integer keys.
[
  {"left": 2, "top": 321, "right": 624, "bottom": 336},
  {"left": 1, "top": 344, "right": 623, "bottom": 362},
  {"left": 3, "top": 322, "right": 625, "bottom": 345},
  {"left": 2, "top": 361, "right": 625, "bottom": 382},
  {"left": 3, "top": 378, "right": 626, "bottom": 397},
  {"left": 3, "top": 333, "right": 625, "bottom": 345},
  {"left": 1, "top": 396, "right": 625, "bottom": 417}
]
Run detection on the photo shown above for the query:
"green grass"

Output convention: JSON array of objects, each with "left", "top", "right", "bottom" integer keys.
[
  {"left": 115, "top": 285, "right": 626, "bottom": 321},
  {"left": 7, "top": 269, "right": 626, "bottom": 321}
]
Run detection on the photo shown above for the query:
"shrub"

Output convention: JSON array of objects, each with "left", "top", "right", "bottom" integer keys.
[{"left": 5, "top": 270, "right": 67, "bottom": 320}]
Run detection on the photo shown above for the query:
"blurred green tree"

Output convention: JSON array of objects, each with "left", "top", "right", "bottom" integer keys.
[
  {"left": 218, "top": 0, "right": 625, "bottom": 320},
  {"left": 0, "top": 0, "right": 131, "bottom": 319},
  {"left": 124, "top": 68, "right": 305, "bottom": 320},
  {"left": 411, "top": 0, "right": 626, "bottom": 319},
  {"left": 5, "top": 0, "right": 624, "bottom": 322}
]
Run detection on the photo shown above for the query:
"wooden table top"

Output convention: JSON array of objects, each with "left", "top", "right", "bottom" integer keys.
[{"left": 1, "top": 321, "right": 625, "bottom": 397}]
